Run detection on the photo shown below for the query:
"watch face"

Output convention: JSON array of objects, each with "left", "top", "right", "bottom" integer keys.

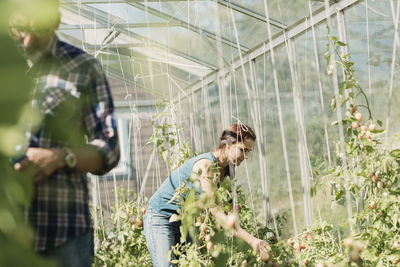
[{"left": 65, "top": 151, "right": 77, "bottom": 168}]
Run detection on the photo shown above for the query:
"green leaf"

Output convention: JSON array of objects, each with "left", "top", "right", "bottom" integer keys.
[
  {"left": 161, "top": 149, "right": 168, "bottom": 160},
  {"left": 377, "top": 120, "right": 383, "bottom": 127},
  {"left": 335, "top": 190, "right": 344, "bottom": 201},
  {"left": 233, "top": 238, "right": 251, "bottom": 253},
  {"left": 331, "top": 98, "right": 336, "bottom": 111},
  {"left": 390, "top": 149, "right": 400, "bottom": 158},
  {"left": 170, "top": 139, "right": 175, "bottom": 147},
  {"left": 212, "top": 231, "right": 225, "bottom": 243},
  {"left": 347, "top": 127, "right": 352, "bottom": 138},
  {"left": 393, "top": 213, "right": 399, "bottom": 227},
  {"left": 337, "top": 41, "right": 347, "bottom": 46},
  {"left": 156, "top": 139, "right": 163, "bottom": 147},
  {"left": 214, "top": 252, "right": 230, "bottom": 267},
  {"left": 365, "top": 145, "right": 374, "bottom": 153},
  {"left": 370, "top": 129, "right": 385, "bottom": 134},
  {"left": 362, "top": 138, "right": 371, "bottom": 146},
  {"left": 339, "top": 83, "right": 345, "bottom": 95}
]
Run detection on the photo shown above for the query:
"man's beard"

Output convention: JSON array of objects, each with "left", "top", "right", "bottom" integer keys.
[{"left": 18, "top": 44, "right": 43, "bottom": 67}]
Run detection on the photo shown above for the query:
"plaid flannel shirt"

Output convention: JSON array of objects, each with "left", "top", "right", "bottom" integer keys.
[{"left": 26, "top": 35, "right": 120, "bottom": 252}]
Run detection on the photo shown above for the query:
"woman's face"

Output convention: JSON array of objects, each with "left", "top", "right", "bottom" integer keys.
[{"left": 225, "top": 137, "right": 254, "bottom": 166}]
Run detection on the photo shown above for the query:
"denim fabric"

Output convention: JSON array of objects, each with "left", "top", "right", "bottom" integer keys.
[
  {"left": 144, "top": 205, "right": 181, "bottom": 267},
  {"left": 39, "top": 230, "right": 94, "bottom": 267}
]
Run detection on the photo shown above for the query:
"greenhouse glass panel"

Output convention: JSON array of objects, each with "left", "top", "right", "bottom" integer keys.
[
  {"left": 88, "top": 3, "right": 167, "bottom": 24},
  {"left": 230, "top": 0, "right": 324, "bottom": 26},
  {"left": 292, "top": 23, "right": 349, "bottom": 227},
  {"left": 126, "top": 26, "right": 223, "bottom": 68},
  {"left": 253, "top": 49, "right": 295, "bottom": 235},
  {"left": 144, "top": 1, "right": 281, "bottom": 55},
  {"left": 345, "top": 1, "right": 400, "bottom": 135}
]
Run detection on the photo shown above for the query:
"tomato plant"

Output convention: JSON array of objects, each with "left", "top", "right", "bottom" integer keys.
[
  {"left": 284, "top": 31, "right": 400, "bottom": 266},
  {"left": 93, "top": 191, "right": 152, "bottom": 267}
]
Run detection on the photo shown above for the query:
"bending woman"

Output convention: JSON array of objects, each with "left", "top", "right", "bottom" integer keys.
[{"left": 144, "top": 123, "right": 270, "bottom": 267}]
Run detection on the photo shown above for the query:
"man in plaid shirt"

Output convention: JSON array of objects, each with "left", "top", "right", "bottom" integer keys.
[{"left": 9, "top": 0, "right": 120, "bottom": 266}]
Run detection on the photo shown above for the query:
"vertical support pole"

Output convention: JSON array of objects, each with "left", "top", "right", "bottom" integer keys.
[
  {"left": 324, "top": 0, "right": 353, "bottom": 231},
  {"left": 386, "top": 0, "right": 400, "bottom": 138},
  {"left": 308, "top": 0, "right": 332, "bottom": 166},
  {"left": 249, "top": 60, "right": 271, "bottom": 223},
  {"left": 286, "top": 37, "right": 313, "bottom": 227},
  {"left": 91, "top": 174, "right": 98, "bottom": 249},
  {"left": 263, "top": 0, "right": 298, "bottom": 237}
]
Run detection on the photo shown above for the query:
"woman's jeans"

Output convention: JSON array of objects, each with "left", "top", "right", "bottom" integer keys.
[{"left": 144, "top": 206, "right": 181, "bottom": 267}]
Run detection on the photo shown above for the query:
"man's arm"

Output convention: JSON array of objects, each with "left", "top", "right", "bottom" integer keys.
[
  {"left": 14, "top": 147, "right": 104, "bottom": 183},
  {"left": 15, "top": 58, "right": 120, "bottom": 182}
]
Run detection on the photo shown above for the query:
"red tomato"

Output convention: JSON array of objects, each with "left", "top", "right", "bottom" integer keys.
[
  {"left": 369, "top": 124, "right": 376, "bottom": 131},
  {"left": 235, "top": 205, "right": 242, "bottom": 213},
  {"left": 369, "top": 201, "right": 377, "bottom": 209},
  {"left": 355, "top": 112, "right": 362, "bottom": 122}
]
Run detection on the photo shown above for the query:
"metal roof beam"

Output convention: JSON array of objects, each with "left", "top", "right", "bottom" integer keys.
[
  {"left": 61, "top": 0, "right": 208, "bottom": 3},
  {"left": 216, "top": 0, "right": 287, "bottom": 30},
  {"left": 173, "top": 0, "right": 361, "bottom": 103},
  {"left": 59, "top": 29, "right": 194, "bottom": 89},
  {"left": 59, "top": 22, "right": 181, "bottom": 30},
  {"left": 126, "top": 2, "right": 249, "bottom": 52},
  {"left": 60, "top": 4, "right": 217, "bottom": 70}
]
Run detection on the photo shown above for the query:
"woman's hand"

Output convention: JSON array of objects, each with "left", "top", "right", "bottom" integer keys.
[{"left": 251, "top": 239, "right": 271, "bottom": 263}]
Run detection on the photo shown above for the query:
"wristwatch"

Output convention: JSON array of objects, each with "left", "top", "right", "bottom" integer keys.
[{"left": 64, "top": 148, "right": 77, "bottom": 168}]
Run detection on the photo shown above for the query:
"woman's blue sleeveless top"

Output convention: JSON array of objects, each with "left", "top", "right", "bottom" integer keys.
[{"left": 148, "top": 152, "right": 217, "bottom": 216}]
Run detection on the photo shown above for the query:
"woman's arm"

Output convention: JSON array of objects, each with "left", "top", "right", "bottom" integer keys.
[
  {"left": 234, "top": 227, "right": 271, "bottom": 255},
  {"left": 193, "top": 159, "right": 233, "bottom": 228},
  {"left": 193, "top": 160, "right": 271, "bottom": 262}
]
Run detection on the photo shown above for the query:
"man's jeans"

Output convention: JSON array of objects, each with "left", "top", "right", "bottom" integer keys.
[
  {"left": 144, "top": 206, "right": 181, "bottom": 267},
  {"left": 40, "top": 230, "right": 94, "bottom": 267}
]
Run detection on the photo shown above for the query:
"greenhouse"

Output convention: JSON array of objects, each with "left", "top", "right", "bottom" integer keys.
[{"left": 1, "top": 0, "right": 400, "bottom": 266}]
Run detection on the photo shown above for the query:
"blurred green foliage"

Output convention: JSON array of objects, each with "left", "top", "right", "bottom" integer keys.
[{"left": 0, "top": 2, "right": 52, "bottom": 266}]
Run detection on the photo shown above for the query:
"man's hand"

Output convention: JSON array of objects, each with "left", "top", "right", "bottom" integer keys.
[{"left": 14, "top": 148, "right": 65, "bottom": 183}]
